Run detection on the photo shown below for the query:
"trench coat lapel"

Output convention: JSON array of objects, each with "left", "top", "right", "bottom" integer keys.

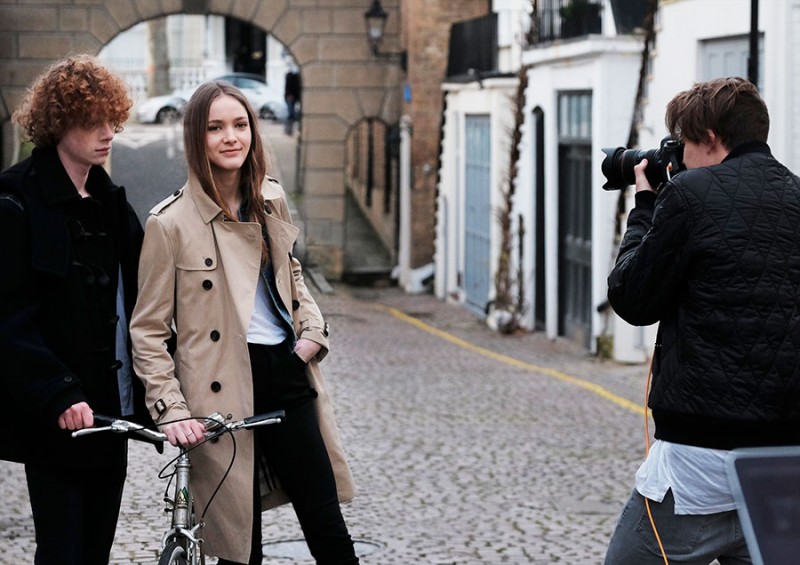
[
  {"left": 261, "top": 181, "right": 299, "bottom": 310},
  {"left": 264, "top": 213, "right": 298, "bottom": 304}
]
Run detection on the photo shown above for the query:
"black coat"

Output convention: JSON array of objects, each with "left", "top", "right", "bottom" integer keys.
[
  {"left": 0, "top": 146, "right": 151, "bottom": 466},
  {"left": 608, "top": 142, "right": 800, "bottom": 449}
]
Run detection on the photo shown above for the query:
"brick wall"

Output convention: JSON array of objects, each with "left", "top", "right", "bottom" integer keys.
[{"left": 402, "top": 0, "right": 491, "bottom": 269}]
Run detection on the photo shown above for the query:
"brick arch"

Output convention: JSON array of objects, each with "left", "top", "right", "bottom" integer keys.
[{"left": 0, "top": 0, "right": 403, "bottom": 278}]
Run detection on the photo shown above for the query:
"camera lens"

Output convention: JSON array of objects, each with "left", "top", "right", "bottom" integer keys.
[
  {"left": 601, "top": 147, "right": 664, "bottom": 190},
  {"left": 601, "top": 137, "right": 684, "bottom": 191},
  {"left": 601, "top": 147, "right": 643, "bottom": 190}
]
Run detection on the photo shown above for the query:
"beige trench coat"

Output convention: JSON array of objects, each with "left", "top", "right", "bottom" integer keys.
[{"left": 130, "top": 176, "right": 355, "bottom": 563}]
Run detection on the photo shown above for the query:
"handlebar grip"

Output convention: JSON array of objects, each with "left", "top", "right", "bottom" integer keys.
[
  {"left": 71, "top": 426, "right": 109, "bottom": 438},
  {"left": 93, "top": 414, "right": 116, "bottom": 426},
  {"left": 242, "top": 410, "right": 285, "bottom": 426}
]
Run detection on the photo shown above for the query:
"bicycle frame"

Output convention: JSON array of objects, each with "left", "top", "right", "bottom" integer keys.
[{"left": 160, "top": 449, "right": 205, "bottom": 565}]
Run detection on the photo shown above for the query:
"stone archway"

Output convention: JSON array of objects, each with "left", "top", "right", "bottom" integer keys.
[{"left": 0, "top": 0, "right": 404, "bottom": 278}]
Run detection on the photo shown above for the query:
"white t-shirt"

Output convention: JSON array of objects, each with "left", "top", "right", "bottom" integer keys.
[
  {"left": 247, "top": 273, "right": 288, "bottom": 345},
  {"left": 635, "top": 439, "right": 737, "bottom": 515}
]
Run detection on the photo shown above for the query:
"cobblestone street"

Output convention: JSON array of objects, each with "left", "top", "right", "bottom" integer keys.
[{"left": 0, "top": 281, "right": 652, "bottom": 564}]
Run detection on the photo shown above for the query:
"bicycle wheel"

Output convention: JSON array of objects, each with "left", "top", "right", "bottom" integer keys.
[{"left": 158, "top": 540, "right": 188, "bottom": 565}]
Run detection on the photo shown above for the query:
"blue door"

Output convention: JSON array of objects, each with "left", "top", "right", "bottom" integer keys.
[{"left": 464, "top": 115, "right": 492, "bottom": 312}]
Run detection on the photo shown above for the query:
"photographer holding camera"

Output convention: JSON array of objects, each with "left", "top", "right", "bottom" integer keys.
[{"left": 604, "top": 77, "right": 800, "bottom": 564}]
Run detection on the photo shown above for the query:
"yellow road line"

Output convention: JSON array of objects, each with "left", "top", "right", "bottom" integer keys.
[{"left": 383, "top": 305, "right": 645, "bottom": 416}]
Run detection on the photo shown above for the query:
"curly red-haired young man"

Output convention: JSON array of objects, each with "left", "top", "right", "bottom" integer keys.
[{"left": 0, "top": 54, "right": 154, "bottom": 564}]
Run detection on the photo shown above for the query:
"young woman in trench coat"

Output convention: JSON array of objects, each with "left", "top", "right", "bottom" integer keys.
[{"left": 130, "top": 81, "right": 358, "bottom": 565}]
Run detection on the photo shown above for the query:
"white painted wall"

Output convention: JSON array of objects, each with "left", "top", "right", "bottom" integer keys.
[
  {"left": 517, "top": 37, "right": 642, "bottom": 350},
  {"left": 435, "top": 78, "right": 519, "bottom": 312},
  {"left": 642, "top": 0, "right": 800, "bottom": 167},
  {"left": 495, "top": 0, "right": 533, "bottom": 73}
]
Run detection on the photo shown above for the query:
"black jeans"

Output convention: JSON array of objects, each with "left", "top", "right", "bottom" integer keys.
[
  {"left": 217, "top": 343, "right": 358, "bottom": 565},
  {"left": 25, "top": 462, "right": 126, "bottom": 565}
]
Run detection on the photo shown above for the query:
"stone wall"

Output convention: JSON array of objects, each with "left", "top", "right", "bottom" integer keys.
[{"left": 0, "top": 0, "right": 404, "bottom": 279}]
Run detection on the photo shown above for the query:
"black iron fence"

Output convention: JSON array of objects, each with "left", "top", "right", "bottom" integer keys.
[
  {"left": 535, "top": 0, "right": 602, "bottom": 44},
  {"left": 446, "top": 13, "right": 498, "bottom": 78}
]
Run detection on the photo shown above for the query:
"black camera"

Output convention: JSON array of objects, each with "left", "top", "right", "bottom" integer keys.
[{"left": 600, "top": 136, "right": 684, "bottom": 190}]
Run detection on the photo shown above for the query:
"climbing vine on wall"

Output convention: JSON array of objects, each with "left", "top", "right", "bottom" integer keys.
[{"left": 491, "top": 1, "right": 538, "bottom": 334}]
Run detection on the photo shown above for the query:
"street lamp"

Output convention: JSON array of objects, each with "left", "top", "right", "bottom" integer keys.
[{"left": 364, "top": 0, "right": 407, "bottom": 71}]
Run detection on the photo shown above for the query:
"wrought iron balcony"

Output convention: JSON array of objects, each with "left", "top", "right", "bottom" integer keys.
[
  {"left": 446, "top": 13, "right": 498, "bottom": 78},
  {"left": 535, "top": 0, "right": 603, "bottom": 44}
]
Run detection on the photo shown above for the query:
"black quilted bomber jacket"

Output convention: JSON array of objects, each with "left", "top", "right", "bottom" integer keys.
[{"left": 608, "top": 141, "right": 800, "bottom": 449}]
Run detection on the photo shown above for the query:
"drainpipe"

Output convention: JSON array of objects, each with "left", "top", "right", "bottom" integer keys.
[
  {"left": 397, "top": 115, "right": 413, "bottom": 290},
  {"left": 748, "top": 0, "right": 759, "bottom": 87}
]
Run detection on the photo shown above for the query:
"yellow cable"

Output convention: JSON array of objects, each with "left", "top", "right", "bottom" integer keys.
[{"left": 644, "top": 354, "right": 669, "bottom": 565}]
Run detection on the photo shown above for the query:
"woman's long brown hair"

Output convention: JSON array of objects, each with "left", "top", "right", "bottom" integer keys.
[{"left": 182, "top": 80, "right": 270, "bottom": 261}]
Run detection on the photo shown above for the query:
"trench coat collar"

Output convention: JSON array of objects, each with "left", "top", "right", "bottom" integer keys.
[
  {"left": 185, "top": 174, "right": 226, "bottom": 224},
  {"left": 185, "top": 174, "right": 285, "bottom": 225}
]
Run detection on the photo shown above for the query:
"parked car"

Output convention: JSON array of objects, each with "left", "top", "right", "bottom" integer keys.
[
  {"left": 136, "top": 72, "right": 287, "bottom": 124},
  {"left": 214, "top": 73, "right": 288, "bottom": 122},
  {"left": 136, "top": 93, "right": 186, "bottom": 124}
]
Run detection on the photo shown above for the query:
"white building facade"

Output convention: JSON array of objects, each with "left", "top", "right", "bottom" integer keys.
[
  {"left": 435, "top": 0, "right": 530, "bottom": 317},
  {"left": 436, "top": 0, "right": 800, "bottom": 361},
  {"left": 435, "top": 0, "right": 646, "bottom": 352}
]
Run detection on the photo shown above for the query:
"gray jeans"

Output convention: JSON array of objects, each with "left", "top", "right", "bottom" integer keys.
[{"left": 604, "top": 489, "right": 751, "bottom": 564}]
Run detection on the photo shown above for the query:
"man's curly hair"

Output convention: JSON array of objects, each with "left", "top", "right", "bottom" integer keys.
[{"left": 13, "top": 54, "right": 132, "bottom": 147}]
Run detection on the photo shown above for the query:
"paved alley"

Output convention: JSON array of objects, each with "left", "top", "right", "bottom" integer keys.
[{"left": 0, "top": 281, "right": 651, "bottom": 564}]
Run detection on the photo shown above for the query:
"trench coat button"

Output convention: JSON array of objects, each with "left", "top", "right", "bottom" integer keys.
[
  {"left": 202, "top": 279, "right": 213, "bottom": 290},
  {"left": 109, "top": 360, "right": 123, "bottom": 371},
  {"left": 64, "top": 375, "right": 73, "bottom": 383},
  {"left": 265, "top": 204, "right": 272, "bottom": 215},
  {"left": 210, "top": 330, "right": 220, "bottom": 341},
  {"left": 205, "top": 258, "right": 213, "bottom": 267},
  {"left": 292, "top": 300, "right": 300, "bottom": 311},
  {"left": 210, "top": 381, "right": 221, "bottom": 393}
]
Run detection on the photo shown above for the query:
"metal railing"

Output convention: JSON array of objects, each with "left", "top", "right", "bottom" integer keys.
[{"left": 534, "top": 0, "right": 602, "bottom": 44}]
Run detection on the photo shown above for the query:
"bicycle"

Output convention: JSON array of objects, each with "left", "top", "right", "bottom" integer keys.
[{"left": 73, "top": 410, "right": 285, "bottom": 565}]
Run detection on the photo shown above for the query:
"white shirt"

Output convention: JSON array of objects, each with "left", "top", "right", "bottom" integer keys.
[
  {"left": 247, "top": 273, "right": 288, "bottom": 345},
  {"left": 635, "top": 439, "right": 737, "bottom": 515}
]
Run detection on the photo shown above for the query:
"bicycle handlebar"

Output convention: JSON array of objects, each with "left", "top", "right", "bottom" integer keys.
[
  {"left": 240, "top": 409, "right": 286, "bottom": 428},
  {"left": 71, "top": 410, "right": 285, "bottom": 442},
  {"left": 71, "top": 418, "right": 168, "bottom": 442}
]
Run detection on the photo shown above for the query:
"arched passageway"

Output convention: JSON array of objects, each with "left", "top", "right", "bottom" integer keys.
[{"left": 0, "top": 0, "right": 404, "bottom": 277}]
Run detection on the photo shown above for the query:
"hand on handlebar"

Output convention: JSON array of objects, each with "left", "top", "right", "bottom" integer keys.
[
  {"left": 162, "top": 420, "right": 208, "bottom": 448},
  {"left": 58, "top": 402, "right": 94, "bottom": 431}
]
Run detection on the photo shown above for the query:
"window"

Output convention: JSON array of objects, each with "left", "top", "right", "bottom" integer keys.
[{"left": 699, "top": 34, "right": 764, "bottom": 91}]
